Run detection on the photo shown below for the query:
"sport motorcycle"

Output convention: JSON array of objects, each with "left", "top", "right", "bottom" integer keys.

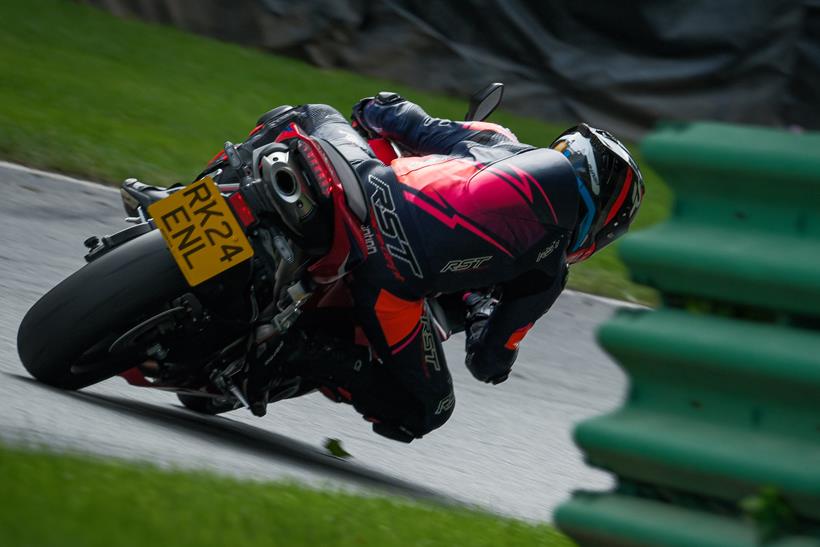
[{"left": 17, "top": 84, "right": 504, "bottom": 416}]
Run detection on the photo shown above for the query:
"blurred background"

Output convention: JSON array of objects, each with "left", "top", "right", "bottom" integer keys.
[
  {"left": 82, "top": 0, "right": 820, "bottom": 138},
  {"left": 3, "top": 0, "right": 811, "bottom": 302},
  {"left": 2, "top": 2, "right": 819, "bottom": 545}
]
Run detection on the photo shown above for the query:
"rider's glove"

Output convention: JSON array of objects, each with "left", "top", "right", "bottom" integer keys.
[
  {"left": 351, "top": 92, "right": 404, "bottom": 139},
  {"left": 465, "top": 343, "right": 516, "bottom": 385},
  {"left": 351, "top": 97, "right": 376, "bottom": 138},
  {"left": 463, "top": 292, "right": 513, "bottom": 384}
]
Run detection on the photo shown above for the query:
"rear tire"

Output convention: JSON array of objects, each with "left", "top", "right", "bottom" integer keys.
[{"left": 17, "top": 230, "right": 188, "bottom": 390}]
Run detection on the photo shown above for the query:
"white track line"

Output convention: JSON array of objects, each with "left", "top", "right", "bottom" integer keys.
[
  {"left": 0, "top": 160, "right": 119, "bottom": 193},
  {"left": 563, "top": 289, "right": 648, "bottom": 310},
  {"left": 0, "top": 160, "right": 650, "bottom": 309}
]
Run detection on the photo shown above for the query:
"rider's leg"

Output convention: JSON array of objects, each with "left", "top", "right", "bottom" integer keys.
[
  {"left": 341, "top": 277, "right": 456, "bottom": 442},
  {"left": 276, "top": 284, "right": 455, "bottom": 443}
]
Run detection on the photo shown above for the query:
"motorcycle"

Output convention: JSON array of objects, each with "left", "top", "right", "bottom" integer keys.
[{"left": 16, "top": 84, "right": 505, "bottom": 417}]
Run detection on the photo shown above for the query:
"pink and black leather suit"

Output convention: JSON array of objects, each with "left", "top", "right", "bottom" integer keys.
[
  {"left": 286, "top": 97, "right": 582, "bottom": 442},
  {"left": 212, "top": 98, "right": 581, "bottom": 441}
]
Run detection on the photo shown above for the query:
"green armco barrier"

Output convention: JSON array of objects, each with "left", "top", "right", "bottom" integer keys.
[
  {"left": 557, "top": 493, "right": 820, "bottom": 547},
  {"left": 623, "top": 123, "right": 820, "bottom": 315},
  {"left": 555, "top": 122, "right": 820, "bottom": 546}
]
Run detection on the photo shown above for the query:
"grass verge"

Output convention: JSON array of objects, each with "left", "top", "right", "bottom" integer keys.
[
  {"left": 0, "top": 0, "right": 669, "bottom": 304},
  {"left": 0, "top": 442, "right": 574, "bottom": 547}
]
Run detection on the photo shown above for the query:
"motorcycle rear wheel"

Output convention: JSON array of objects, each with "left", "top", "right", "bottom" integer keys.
[{"left": 17, "top": 230, "right": 188, "bottom": 390}]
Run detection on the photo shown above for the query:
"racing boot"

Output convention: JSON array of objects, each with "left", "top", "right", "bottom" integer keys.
[
  {"left": 266, "top": 332, "right": 371, "bottom": 400},
  {"left": 244, "top": 336, "right": 306, "bottom": 417},
  {"left": 243, "top": 331, "right": 365, "bottom": 417},
  {"left": 283, "top": 334, "right": 420, "bottom": 442}
]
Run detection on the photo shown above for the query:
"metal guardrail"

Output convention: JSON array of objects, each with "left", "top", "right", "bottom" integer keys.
[{"left": 555, "top": 122, "right": 820, "bottom": 546}]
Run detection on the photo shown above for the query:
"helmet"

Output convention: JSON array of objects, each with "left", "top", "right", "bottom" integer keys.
[{"left": 551, "top": 124, "right": 645, "bottom": 263}]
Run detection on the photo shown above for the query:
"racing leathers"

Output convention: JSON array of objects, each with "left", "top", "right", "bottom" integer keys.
[
  {"left": 226, "top": 97, "right": 580, "bottom": 442},
  {"left": 303, "top": 95, "right": 580, "bottom": 442}
]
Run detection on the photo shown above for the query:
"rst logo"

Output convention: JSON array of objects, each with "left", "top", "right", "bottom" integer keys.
[
  {"left": 367, "top": 175, "right": 423, "bottom": 278},
  {"left": 420, "top": 315, "right": 441, "bottom": 373},
  {"left": 440, "top": 256, "right": 492, "bottom": 273}
]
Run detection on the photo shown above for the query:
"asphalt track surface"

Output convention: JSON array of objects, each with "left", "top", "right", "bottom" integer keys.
[{"left": 0, "top": 161, "right": 630, "bottom": 522}]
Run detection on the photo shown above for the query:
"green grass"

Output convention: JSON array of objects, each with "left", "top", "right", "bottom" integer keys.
[
  {"left": 0, "top": 0, "right": 670, "bottom": 304},
  {"left": 0, "top": 443, "right": 574, "bottom": 547}
]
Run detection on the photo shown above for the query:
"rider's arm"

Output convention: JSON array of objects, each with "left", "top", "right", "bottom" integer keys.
[
  {"left": 361, "top": 94, "right": 518, "bottom": 156},
  {"left": 465, "top": 267, "right": 568, "bottom": 384}
]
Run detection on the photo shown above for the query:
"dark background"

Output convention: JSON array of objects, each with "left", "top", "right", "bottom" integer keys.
[{"left": 82, "top": 0, "right": 819, "bottom": 138}]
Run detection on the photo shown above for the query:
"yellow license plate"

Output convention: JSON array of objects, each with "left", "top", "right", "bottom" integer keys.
[{"left": 148, "top": 177, "right": 254, "bottom": 286}]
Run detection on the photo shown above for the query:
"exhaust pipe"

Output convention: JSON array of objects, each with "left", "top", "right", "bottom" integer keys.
[
  {"left": 260, "top": 152, "right": 302, "bottom": 205},
  {"left": 255, "top": 146, "right": 331, "bottom": 254},
  {"left": 273, "top": 169, "right": 298, "bottom": 199}
]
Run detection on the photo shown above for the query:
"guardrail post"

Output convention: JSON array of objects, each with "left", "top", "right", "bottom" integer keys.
[{"left": 554, "top": 122, "right": 820, "bottom": 546}]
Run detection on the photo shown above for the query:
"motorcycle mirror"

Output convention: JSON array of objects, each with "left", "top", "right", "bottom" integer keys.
[{"left": 465, "top": 82, "right": 504, "bottom": 122}]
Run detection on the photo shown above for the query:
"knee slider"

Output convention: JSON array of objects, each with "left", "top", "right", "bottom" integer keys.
[
  {"left": 428, "top": 389, "right": 456, "bottom": 431},
  {"left": 394, "top": 388, "right": 456, "bottom": 439}
]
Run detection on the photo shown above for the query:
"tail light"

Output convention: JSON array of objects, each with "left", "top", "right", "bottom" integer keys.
[
  {"left": 275, "top": 122, "right": 337, "bottom": 198},
  {"left": 296, "top": 139, "right": 334, "bottom": 197},
  {"left": 228, "top": 192, "right": 257, "bottom": 228}
]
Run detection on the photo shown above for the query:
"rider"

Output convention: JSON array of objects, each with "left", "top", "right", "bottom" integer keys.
[
  {"left": 279, "top": 93, "right": 644, "bottom": 442},
  {"left": 201, "top": 93, "right": 645, "bottom": 442}
]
